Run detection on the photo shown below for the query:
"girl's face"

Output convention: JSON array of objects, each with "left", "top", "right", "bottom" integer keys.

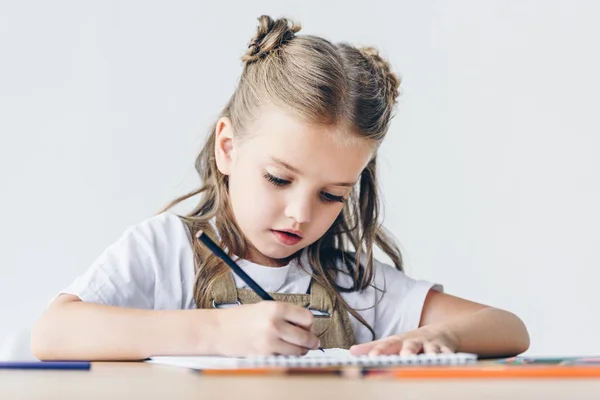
[{"left": 215, "top": 107, "right": 375, "bottom": 266}]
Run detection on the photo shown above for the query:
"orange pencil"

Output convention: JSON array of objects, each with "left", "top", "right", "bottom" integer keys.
[{"left": 367, "top": 365, "right": 600, "bottom": 379}]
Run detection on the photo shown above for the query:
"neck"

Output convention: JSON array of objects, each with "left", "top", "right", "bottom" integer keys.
[{"left": 244, "top": 244, "right": 296, "bottom": 267}]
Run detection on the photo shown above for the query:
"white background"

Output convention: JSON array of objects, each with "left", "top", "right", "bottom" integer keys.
[{"left": 1, "top": 0, "right": 599, "bottom": 356}]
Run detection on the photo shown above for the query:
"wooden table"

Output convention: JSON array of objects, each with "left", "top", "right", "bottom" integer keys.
[{"left": 2, "top": 361, "right": 600, "bottom": 399}]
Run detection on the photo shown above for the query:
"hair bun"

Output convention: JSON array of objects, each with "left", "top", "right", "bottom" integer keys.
[
  {"left": 359, "top": 47, "right": 401, "bottom": 104},
  {"left": 242, "top": 15, "right": 301, "bottom": 64}
]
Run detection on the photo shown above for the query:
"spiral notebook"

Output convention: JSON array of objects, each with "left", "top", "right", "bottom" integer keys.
[{"left": 148, "top": 348, "right": 477, "bottom": 370}]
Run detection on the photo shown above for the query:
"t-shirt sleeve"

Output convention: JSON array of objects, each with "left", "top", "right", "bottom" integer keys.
[
  {"left": 56, "top": 222, "right": 159, "bottom": 309},
  {"left": 372, "top": 261, "right": 443, "bottom": 339},
  {"left": 57, "top": 211, "right": 198, "bottom": 310}
]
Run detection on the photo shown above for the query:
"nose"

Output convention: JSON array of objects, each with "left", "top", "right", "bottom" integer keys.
[{"left": 284, "top": 195, "right": 313, "bottom": 224}]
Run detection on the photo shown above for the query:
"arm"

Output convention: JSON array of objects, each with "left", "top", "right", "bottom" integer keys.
[
  {"left": 31, "top": 294, "right": 219, "bottom": 360},
  {"left": 31, "top": 294, "right": 319, "bottom": 360},
  {"left": 350, "top": 290, "right": 529, "bottom": 358},
  {"left": 417, "top": 290, "right": 530, "bottom": 357}
]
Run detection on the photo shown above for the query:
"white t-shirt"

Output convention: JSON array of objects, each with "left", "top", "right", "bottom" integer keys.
[{"left": 59, "top": 212, "right": 442, "bottom": 344}]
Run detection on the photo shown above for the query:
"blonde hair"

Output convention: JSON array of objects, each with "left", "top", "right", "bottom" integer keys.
[{"left": 162, "top": 15, "right": 403, "bottom": 339}]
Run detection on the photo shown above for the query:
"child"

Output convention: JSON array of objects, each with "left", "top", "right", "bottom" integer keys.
[{"left": 32, "top": 15, "right": 529, "bottom": 360}]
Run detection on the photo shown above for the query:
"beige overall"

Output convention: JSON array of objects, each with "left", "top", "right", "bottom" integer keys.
[
  {"left": 210, "top": 271, "right": 355, "bottom": 349},
  {"left": 182, "top": 219, "right": 356, "bottom": 349}
]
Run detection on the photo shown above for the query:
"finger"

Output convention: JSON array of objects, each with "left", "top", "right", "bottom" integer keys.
[
  {"left": 422, "top": 341, "right": 441, "bottom": 355},
  {"left": 399, "top": 339, "right": 424, "bottom": 356},
  {"left": 440, "top": 345, "right": 455, "bottom": 354},
  {"left": 276, "top": 303, "right": 314, "bottom": 330},
  {"left": 271, "top": 338, "right": 311, "bottom": 356},
  {"left": 368, "top": 338, "right": 404, "bottom": 356},
  {"left": 349, "top": 340, "right": 381, "bottom": 356},
  {"left": 277, "top": 320, "right": 319, "bottom": 350}
]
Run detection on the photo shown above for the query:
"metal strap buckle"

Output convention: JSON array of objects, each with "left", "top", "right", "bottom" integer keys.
[
  {"left": 307, "top": 307, "right": 331, "bottom": 318},
  {"left": 211, "top": 300, "right": 330, "bottom": 318},
  {"left": 211, "top": 299, "right": 242, "bottom": 309}
]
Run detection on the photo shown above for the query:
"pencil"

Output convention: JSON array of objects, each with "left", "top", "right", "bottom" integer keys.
[
  {"left": 0, "top": 361, "right": 91, "bottom": 370},
  {"left": 196, "top": 230, "right": 274, "bottom": 300},
  {"left": 367, "top": 365, "right": 600, "bottom": 379},
  {"left": 195, "top": 230, "right": 325, "bottom": 352},
  {"left": 198, "top": 367, "right": 366, "bottom": 378}
]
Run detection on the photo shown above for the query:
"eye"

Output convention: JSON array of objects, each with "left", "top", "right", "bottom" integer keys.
[
  {"left": 263, "top": 172, "right": 290, "bottom": 187},
  {"left": 320, "top": 192, "right": 346, "bottom": 204}
]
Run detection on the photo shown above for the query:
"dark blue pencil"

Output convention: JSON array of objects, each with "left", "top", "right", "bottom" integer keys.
[
  {"left": 0, "top": 361, "right": 91, "bottom": 370},
  {"left": 196, "top": 230, "right": 274, "bottom": 300}
]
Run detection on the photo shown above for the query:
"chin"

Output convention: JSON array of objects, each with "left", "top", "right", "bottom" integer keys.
[
  {"left": 259, "top": 246, "right": 296, "bottom": 260},
  {"left": 253, "top": 241, "right": 302, "bottom": 262}
]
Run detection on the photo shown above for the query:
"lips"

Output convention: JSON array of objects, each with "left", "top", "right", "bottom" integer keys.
[
  {"left": 277, "top": 229, "right": 303, "bottom": 238},
  {"left": 271, "top": 229, "right": 303, "bottom": 246}
]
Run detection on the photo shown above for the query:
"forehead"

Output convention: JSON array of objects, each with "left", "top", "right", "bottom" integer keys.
[{"left": 241, "top": 107, "right": 376, "bottom": 182}]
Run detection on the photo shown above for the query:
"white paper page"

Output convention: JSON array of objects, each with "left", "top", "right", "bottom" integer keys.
[
  {"left": 146, "top": 355, "right": 241, "bottom": 369},
  {"left": 147, "top": 348, "right": 351, "bottom": 370},
  {"left": 302, "top": 348, "right": 352, "bottom": 358},
  {"left": 147, "top": 349, "right": 477, "bottom": 370}
]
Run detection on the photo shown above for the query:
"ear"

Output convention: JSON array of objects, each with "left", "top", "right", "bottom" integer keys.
[{"left": 214, "top": 117, "right": 234, "bottom": 176}]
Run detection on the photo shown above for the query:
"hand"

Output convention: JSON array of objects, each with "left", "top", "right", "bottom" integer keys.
[
  {"left": 349, "top": 326, "right": 459, "bottom": 356},
  {"left": 213, "top": 301, "right": 320, "bottom": 357}
]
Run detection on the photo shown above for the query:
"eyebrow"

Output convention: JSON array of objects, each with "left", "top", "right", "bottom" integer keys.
[{"left": 271, "top": 157, "right": 357, "bottom": 187}]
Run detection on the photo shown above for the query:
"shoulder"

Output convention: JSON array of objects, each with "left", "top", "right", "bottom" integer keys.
[
  {"left": 121, "top": 212, "right": 191, "bottom": 248},
  {"left": 334, "top": 251, "right": 442, "bottom": 313},
  {"left": 334, "top": 251, "right": 410, "bottom": 289},
  {"left": 96, "top": 212, "right": 193, "bottom": 272},
  {"left": 126, "top": 211, "right": 188, "bottom": 235},
  {"left": 90, "top": 212, "right": 191, "bottom": 271}
]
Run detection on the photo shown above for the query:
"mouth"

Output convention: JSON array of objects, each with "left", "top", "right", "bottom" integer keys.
[
  {"left": 277, "top": 229, "right": 303, "bottom": 239},
  {"left": 271, "top": 229, "right": 303, "bottom": 246}
]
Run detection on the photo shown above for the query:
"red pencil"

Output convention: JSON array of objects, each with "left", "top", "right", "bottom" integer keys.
[{"left": 198, "top": 367, "right": 366, "bottom": 378}]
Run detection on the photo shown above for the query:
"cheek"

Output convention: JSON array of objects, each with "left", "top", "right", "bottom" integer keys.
[
  {"left": 310, "top": 203, "right": 345, "bottom": 236},
  {"left": 228, "top": 169, "right": 280, "bottom": 223}
]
